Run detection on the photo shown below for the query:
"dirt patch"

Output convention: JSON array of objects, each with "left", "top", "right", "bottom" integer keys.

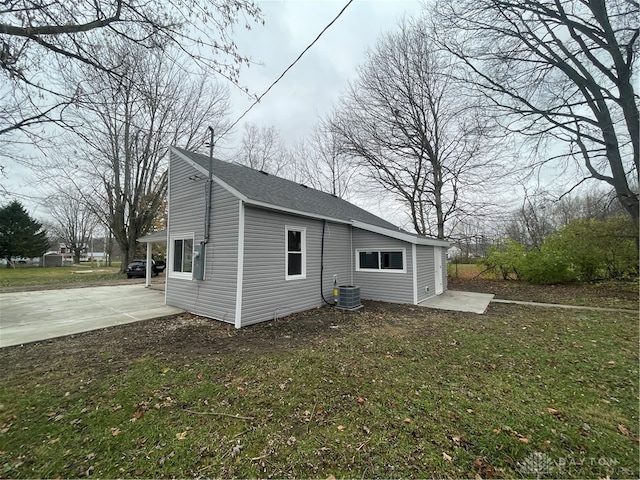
[
  {"left": 0, "top": 301, "right": 427, "bottom": 378},
  {"left": 449, "top": 277, "right": 638, "bottom": 309},
  {"left": 1, "top": 278, "right": 636, "bottom": 380}
]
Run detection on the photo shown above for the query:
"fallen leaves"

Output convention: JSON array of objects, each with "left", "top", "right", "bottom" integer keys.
[
  {"left": 498, "top": 425, "right": 530, "bottom": 444},
  {"left": 176, "top": 431, "right": 187, "bottom": 441},
  {"left": 442, "top": 452, "right": 452, "bottom": 462},
  {"left": 617, "top": 424, "right": 630, "bottom": 436},
  {"left": 111, "top": 427, "right": 120, "bottom": 436},
  {"left": 472, "top": 457, "right": 500, "bottom": 478}
]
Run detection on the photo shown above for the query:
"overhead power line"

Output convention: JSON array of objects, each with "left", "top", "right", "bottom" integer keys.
[{"left": 219, "top": 0, "right": 355, "bottom": 140}]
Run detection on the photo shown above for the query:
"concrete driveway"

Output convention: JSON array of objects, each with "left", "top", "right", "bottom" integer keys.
[{"left": 0, "top": 284, "right": 183, "bottom": 348}]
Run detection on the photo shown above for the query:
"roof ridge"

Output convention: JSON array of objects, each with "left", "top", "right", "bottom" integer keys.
[{"left": 172, "top": 146, "right": 401, "bottom": 231}]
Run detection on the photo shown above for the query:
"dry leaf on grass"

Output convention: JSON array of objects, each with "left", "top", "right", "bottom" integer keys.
[{"left": 618, "top": 424, "right": 631, "bottom": 436}]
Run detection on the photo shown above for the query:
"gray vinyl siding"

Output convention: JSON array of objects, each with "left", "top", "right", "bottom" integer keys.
[
  {"left": 352, "top": 228, "right": 414, "bottom": 304},
  {"left": 166, "top": 152, "right": 239, "bottom": 323},
  {"left": 416, "top": 245, "right": 435, "bottom": 302},
  {"left": 240, "top": 207, "right": 351, "bottom": 326}
]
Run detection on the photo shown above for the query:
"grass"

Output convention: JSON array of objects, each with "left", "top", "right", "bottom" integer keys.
[
  {"left": 448, "top": 261, "right": 493, "bottom": 279},
  {"left": 0, "top": 301, "right": 637, "bottom": 478},
  {"left": 0, "top": 265, "right": 124, "bottom": 288}
]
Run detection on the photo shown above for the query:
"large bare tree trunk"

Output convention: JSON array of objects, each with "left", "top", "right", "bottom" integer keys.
[{"left": 434, "top": 0, "right": 639, "bottom": 225}]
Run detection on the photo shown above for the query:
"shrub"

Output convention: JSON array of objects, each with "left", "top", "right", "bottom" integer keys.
[
  {"left": 520, "top": 248, "right": 575, "bottom": 284},
  {"left": 485, "top": 239, "right": 525, "bottom": 280},
  {"left": 545, "top": 217, "right": 638, "bottom": 281}
]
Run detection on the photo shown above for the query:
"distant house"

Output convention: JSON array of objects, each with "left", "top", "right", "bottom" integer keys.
[{"left": 164, "top": 146, "right": 449, "bottom": 328}]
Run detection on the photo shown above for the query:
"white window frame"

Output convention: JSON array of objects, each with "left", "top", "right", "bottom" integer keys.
[
  {"left": 169, "top": 233, "right": 195, "bottom": 280},
  {"left": 285, "top": 226, "right": 306, "bottom": 281},
  {"left": 355, "top": 248, "right": 407, "bottom": 273}
]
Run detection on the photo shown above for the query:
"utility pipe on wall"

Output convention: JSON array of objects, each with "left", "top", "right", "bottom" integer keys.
[{"left": 204, "top": 126, "right": 214, "bottom": 244}]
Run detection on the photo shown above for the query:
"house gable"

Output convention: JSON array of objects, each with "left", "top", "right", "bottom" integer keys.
[
  {"left": 166, "top": 146, "right": 449, "bottom": 327},
  {"left": 170, "top": 146, "right": 448, "bottom": 248}
]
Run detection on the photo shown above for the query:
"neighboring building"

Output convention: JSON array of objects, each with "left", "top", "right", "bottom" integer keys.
[
  {"left": 56, "top": 241, "right": 111, "bottom": 263},
  {"left": 163, "top": 146, "right": 449, "bottom": 328}
]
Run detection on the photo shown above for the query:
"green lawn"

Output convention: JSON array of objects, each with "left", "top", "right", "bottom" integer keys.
[
  {"left": 0, "top": 264, "right": 124, "bottom": 287},
  {"left": 0, "top": 300, "right": 637, "bottom": 478}
]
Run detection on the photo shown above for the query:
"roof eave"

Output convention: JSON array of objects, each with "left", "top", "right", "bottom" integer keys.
[
  {"left": 351, "top": 220, "right": 449, "bottom": 247},
  {"left": 137, "top": 230, "right": 168, "bottom": 243},
  {"left": 245, "top": 199, "right": 352, "bottom": 225}
]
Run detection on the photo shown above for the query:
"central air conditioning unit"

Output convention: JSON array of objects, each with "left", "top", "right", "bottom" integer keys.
[{"left": 336, "top": 285, "right": 363, "bottom": 311}]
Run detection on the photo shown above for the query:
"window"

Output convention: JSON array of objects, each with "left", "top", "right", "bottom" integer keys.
[
  {"left": 356, "top": 249, "right": 406, "bottom": 273},
  {"left": 169, "top": 235, "right": 194, "bottom": 279},
  {"left": 285, "top": 226, "right": 306, "bottom": 280}
]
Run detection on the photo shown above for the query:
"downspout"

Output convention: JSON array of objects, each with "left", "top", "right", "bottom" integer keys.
[
  {"left": 349, "top": 224, "right": 354, "bottom": 285},
  {"left": 204, "top": 127, "right": 214, "bottom": 245},
  {"left": 195, "top": 127, "right": 214, "bottom": 281},
  {"left": 320, "top": 220, "right": 333, "bottom": 306}
]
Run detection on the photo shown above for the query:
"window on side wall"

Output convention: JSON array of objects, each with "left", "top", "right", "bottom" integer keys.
[
  {"left": 285, "top": 226, "right": 306, "bottom": 280},
  {"left": 169, "top": 235, "right": 194, "bottom": 279},
  {"left": 356, "top": 249, "right": 406, "bottom": 273}
]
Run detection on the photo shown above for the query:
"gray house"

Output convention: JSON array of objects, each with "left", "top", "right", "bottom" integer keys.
[{"left": 165, "top": 146, "right": 449, "bottom": 328}]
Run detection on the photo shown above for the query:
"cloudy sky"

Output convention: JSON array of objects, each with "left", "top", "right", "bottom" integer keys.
[
  {"left": 1, "top": 0, "right": 424, "bottom": 224},
  {"left": 219, "top": 0, "right": 426, "bottom": 226},
  {"left": 222, "top": 0, "right": 423, "bottom": 149}
]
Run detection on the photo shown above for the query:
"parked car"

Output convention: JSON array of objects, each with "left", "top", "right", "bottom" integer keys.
[{"left": 126, "top": 259, "right": 165, "bottom": 278}]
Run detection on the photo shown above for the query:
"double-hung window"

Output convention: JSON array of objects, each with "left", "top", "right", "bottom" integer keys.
[
  {"left": 356, "top": 249, "right": 406, "bottom": 273},
  {"left": 285, "top": 226, "right": 306, "bottom": 280},
  {"left": 169, "top": 234, "right": 194, "bottom": 279}
]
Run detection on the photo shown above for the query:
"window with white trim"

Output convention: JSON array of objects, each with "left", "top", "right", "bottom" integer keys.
[
  {"left": 356, "top": 249, "right": 406, "bottom": 273},
  {"left": 169, "top": 235, "right": 194, "bottom": 279},
  {"left": 285, "top": 226, "right": 306, "bottom": 280}
]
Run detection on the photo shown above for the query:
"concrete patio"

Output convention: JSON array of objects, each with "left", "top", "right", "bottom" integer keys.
[
  {"left": 418, "top": 290, "right": 494, "bottom": 314},
  {"left": 0, "top": 284, "right": 183, "bottom": 348}
]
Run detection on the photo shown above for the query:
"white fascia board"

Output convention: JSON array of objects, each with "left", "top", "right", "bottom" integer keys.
[
  {"left": 244, "top": 199, "right": 352, "bottom": 226},
  {"left": 136, "top": 230, "right": 168, "bottom": 243},
  {"left": 351, "top": 220, "right": 450, "bottom": 247},
  {"left": 170, "top": 146, "right": 249, "bottom": 203}
]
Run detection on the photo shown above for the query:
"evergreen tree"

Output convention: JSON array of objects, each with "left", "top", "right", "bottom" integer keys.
[{"left": 0, "top": 201, "right": 49, "bottom": 267}]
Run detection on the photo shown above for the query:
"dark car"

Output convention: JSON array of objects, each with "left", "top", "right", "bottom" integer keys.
[{"left": 126, "top": 259, "right": 166, "bottom": 278}]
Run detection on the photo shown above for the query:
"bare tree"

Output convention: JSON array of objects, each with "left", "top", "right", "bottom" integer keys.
[
  {"left": 503, "top": 186, "right": 623, "bottom": 247},
  {"left": 433, "top": 0, "right": 639, "bottom": 224},
  {"left": 331, "top": 19, "right": 504, "bottom": 239},
  {"left": 41, "top": 40, "right": 231, "bottom": 272},
  {"left": 295, "top": 119, "right": 358, "bottom": 199},
  {"left": 232, "top": 123, "right": 293, "bottom": 176},
  {"left": 46, "top": 187, "right": 97, "bottom": 264},
  {"left": 0, "top": 0, "right": 261, "bottom": 138}
]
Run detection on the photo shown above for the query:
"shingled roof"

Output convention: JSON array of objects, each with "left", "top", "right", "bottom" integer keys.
[{"left": 171, "top": 147, "right": 448, "bottom": 247}]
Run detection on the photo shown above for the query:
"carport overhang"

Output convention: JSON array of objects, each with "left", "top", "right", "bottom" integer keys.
[{"left": 137, "top": 230, "right": 167, "bottom": 287}]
